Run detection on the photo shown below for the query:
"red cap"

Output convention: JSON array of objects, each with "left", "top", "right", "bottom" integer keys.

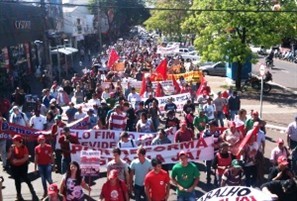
[
  {"left": 48, "top": 183, "right": 59, "bottom": 195},
  {"left": 180, "top": 121, "right": 187, "bottom": 126},
  {"left": 277, "top": 138, "right": 284, "bottom": 144},
  {"left": 37, "top": 135, "right": 45, "bottom": 142},
  {"left": 12, "top": 135, "right": 22, "bottom": 142},
  {"left": 178, "top": 151, "right": 187, "bottom": 158},
  {"left": 252, "top": 111, "right": 259, "bottom": 116},
  {"left": 108, "top": 169, "right": 119, "bottom": 180},
  {"left": 277, "top": 156, "right": 288, "bottom": 166}
]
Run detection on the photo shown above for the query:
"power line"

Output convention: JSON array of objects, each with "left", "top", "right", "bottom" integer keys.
[{"left": 0, "top": 0, "right": 296, "bottom": 13}]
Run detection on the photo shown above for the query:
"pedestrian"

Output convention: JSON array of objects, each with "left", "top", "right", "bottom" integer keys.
[
  {"left": 171, "top": 151, "right": 200, "bottom": 201},
  {"left": 99, "top": 169, "right": 129, "bottom": 201},
  {"left": 203, "top": 97, "right": 216, "bottom": 122},
  {"left": 109, "top": 104, "right": 126, "bottom": 131},
  {"left": 42, "top": 183, "right": 66, "bottom": 201},
  {"left": 261, "top": 179, "right": 297, "bottom": 201},
  {"left": 268, "top": 156, "right": 294, "bottom": 181},
  {"left": 136, "top": 112, "right": 155, "bottom": 133},
  {"left": 286, "top": 115, "right": 297, "bottom": 150},
  {"left": 213, "top": 91, "right": 227, "bottom": 127},
  {"left": 59, "top": 161, "right": 91, "bottom": 201},
  {"left": 0, "top": 114, "right": 8, "bottom": 171},
  {"left": 9, "top": 106, "right": 29, "bottom": 127},
  {"left": 58, "top": 127, "right": 79, "bottom": 173},
  {"left": 144, "top": 158, "right": 170, "bottom": 201},
  {"left": 30, "top": 109, "right": 47, "bottom": 130},
  {"left": 106, "top": 148, "right": 131, "bottom": 192},
  {"left": 34, "top": 134, "right": 54, "bottom": 199},
  {"left": 7, "top": 135, "right": 39, "bottom": 201},
  {"left": 227, "top": 91, "right": 240, "bottom": 121},
  {"left": 221, "top": 159, "right": 244, "bottom": 186},
  {"left": 117, "top": 132, "right": 136, "bottom": 148},
  {"left": 174, "top": 121, "right": 194, "bottom": 143},
  {"left": 151, "top": 129, "right": 171, "bottom": 145},
  {"left": 130, "top": 147, "right": 152, "bottom": 201},
  {"left": 193, "top": 111, "right": 208, "bottom": 138},
  {"left": 270, "top": 138, "right": 290, "bottom": 166}
]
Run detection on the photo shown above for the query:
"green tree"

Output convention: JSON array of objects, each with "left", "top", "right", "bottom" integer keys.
[
  {"left": 88, "top": 0, "right": 150, "bottom": 42},
  {"left": 182, "top": 0, "right": 297, "bottom": 89},
  {"left": 144, "top": 0, "right": 191, "bottom": 40}
]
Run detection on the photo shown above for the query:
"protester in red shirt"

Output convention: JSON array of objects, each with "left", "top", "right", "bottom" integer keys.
[
  {"left": 174, "top": 121, "right": 195, "bottom": 143},
  {"left": 7, "top": 135, "right": 39, "bottom": 201},
  {"left": 51, "top": 115, "right": 66, "bottom": 173},
  {"left": 100, "top": 169, "right": 129, "bottom": 201},
  {"left": 144, "top": 158, "right": 170, "bottom": 201},
  {"left": 58, "top": 127, "right": 79, "bottom": 174},
  {"left": 34, "top": 135, "right": 54, "bottom": 199}
]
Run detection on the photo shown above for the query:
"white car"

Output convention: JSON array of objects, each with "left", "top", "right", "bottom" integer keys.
[{"left": 181, "top": 51, "right": 200, "bottom": 62}]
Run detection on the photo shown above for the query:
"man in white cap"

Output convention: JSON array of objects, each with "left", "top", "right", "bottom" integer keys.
[{"left": 9, "top": 106, "right": 29, "bottom": 127}]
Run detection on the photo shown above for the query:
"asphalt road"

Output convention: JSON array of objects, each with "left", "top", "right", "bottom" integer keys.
[{"left": 253, "top": 58, "right": 297, "bottom": 91}]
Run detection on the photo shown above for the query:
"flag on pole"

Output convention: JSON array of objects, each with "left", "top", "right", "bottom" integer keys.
[
  {"left": 107, "top": 49, "right": 119, "bottom": 68},
  {"left": 196, "top": 75, "right": 206, "bottom": 96},
  {"left": 155, "top": 59, "right": 167, "bottom": 80},
  {"left": 171, "top": 75, "right": 181, "bottom": 93},
  {"left": 139, "top": 74, "right": 146, "bottom": 97}
]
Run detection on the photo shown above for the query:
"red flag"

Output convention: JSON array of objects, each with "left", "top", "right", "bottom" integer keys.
[
  {"left": 155, "top": 82, "right": 162, "bottom": 97},
  {"left": 171, "top": 75, "right": 181, "bottom": 94},
  {"left": 139, "top": 74, "right": 146, "bottom": 97},
  {"left": 155, "top": 59, "right": 167, "bottom": 80},
  {"left": 107, "top": 49, "right": 119, "bottom": 68},
  {"left": 196, "top": 75, "right": 206, "bottom": 96}
]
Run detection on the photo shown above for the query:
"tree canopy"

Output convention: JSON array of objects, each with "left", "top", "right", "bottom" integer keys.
[{"left": 182, "top": 0, "right": 297, "bottom": 88}]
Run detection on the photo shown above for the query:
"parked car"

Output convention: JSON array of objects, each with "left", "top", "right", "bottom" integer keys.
[
  {"left": 199, "top": 62, "right": 227, "bottom": 76},
  {"left": 181, "top": 51, "right": 200, "bottom": 62}
]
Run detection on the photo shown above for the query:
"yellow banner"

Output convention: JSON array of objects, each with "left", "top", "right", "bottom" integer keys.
[{"left": 168, "top": 71, "right": 203, "bottom": 82}]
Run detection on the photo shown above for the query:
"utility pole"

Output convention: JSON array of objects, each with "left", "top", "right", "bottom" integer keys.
[
  {"left": 41, "top": 0, "right": 52, "bottom": 82},
  {"left": 97, "top": 0, "right": 102, "bottom": 51}
]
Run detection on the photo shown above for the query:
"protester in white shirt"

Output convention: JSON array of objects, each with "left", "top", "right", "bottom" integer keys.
[
  {"left": 127, "top": 87, "right": 141, "bottom": 109},
  {"left": 74, "top": 106, "right": 87, "bottom": 120},
  {"left": 9, "top": 106, "right": 29, "bottom": 127},
  {"left": 117, "top": 132, "right": 136, "bottom": 148},
  {"left": 88, "top": 93, "right": 101, "bottom": 106},
  {"left": 29, "top": 110, "right": 47, "bottom": 130}
]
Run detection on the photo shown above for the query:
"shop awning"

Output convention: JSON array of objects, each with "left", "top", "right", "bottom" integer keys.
[{"left": 51, "top": 47, "right": 78, "bottom": 55}]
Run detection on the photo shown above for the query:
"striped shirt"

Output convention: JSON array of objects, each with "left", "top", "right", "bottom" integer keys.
[{"left": 109, "top": 111, "right": 126, "bottom": 130}]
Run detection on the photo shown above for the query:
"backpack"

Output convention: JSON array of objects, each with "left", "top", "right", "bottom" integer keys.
[{"left": 118, "top": 139, "right": 135, "bottom": 148}]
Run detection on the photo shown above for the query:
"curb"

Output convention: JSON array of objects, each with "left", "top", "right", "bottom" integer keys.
[{"left": 266, "top": 124, "right": 286, "bottom": 133}]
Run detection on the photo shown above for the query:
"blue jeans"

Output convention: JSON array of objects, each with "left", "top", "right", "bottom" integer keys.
[
  {"left": 177, "top": 191, "right": 196, "bottom": 201},
  {"left": 38, "top": 164, "right": 53, "bottom": 192},
  {"left": 215, "top": 111, "right": 225, "bottom": 127},
  {"left": 62, "top": 157, "right": 71, "bottom": 174},
  {"left": 134, "top": 185, "right": 147, "bottom": 201},
  {"left": 229, "top": 110, "right": 238, "bottom": 121}
]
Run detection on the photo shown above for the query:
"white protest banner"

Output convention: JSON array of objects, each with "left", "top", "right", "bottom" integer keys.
[
  {"left": 157, "top": 45, "right": 179, "bottom": 55},
  {"left": 80, "top": 149, "right": 101, "bottom": 176},
  {"left": 70, "top": 137, "right": 214, "bottom": 169},
  {"left": 69, "top": 129, "right": 172, "bottom": 148},
  {"left": 142, "top": 92, "right": 191, "bottom": 113},
  {"left": 197, "top": 186, "right": 273, "bottom": 201}
]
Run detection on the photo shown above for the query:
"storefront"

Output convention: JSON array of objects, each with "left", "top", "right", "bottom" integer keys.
[{"left": 0, "top": 2, "right": 43, "bottom": 74}]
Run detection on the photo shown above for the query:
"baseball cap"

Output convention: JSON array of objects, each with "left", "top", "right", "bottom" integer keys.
[
  {"left": 48, "top": 183, "right": 59, "bottom": 195},
  {"left": 12, "top": 106, "right": 19, "bottom": 110},
  {"left": 12, "top": 135, "right": 22, "bottom": 142},
  {"left": 252, "top": 111, "right": 259, "bottom": 116},
  {"left": 108, "top": 169, "right": 119, "bottom": 180},
  {"left": 49, "top": 98, "right": 57, "bottom": 104},
  {"left": 277, "top": 138, "right": 284, "bottom": 144},
  {"left": 231, "top": 159, "right": 242, "bottom": 168},
  {"left": 277, "top": 156, "right": 289, "bottom": 166},
  {"left": 178, "top": 151, "right": 187, "bottom": 158},
  {"left": 37, "top": 135, "right": 45, "bottom": 142}
]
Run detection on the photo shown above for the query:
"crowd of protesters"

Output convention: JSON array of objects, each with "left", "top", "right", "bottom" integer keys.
[{"left": 0, "top": 36, "right": 296, "bottom": 201}]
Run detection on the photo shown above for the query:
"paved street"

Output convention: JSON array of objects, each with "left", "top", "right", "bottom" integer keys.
[
  {"left": 253, "top": 58, "right": 297, "bottom": 91},
  {"left": 1, "top": 75, "right": 296, "bottom": 201}
]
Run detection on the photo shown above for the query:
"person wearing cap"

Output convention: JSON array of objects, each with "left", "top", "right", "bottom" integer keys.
[
  {"left": 171, "top": 151, "right": 200, "bottom": 201},
  {"left": 227, "top": 91, "right": 240, "bottom": 121},
  {"left": 7, "top": 135, "right": 39, "bottom": 201},
  {"left": 9, "top": 106, "right": 29, "bottom": 127},
  {"left": 270, "top": 138, "right": 290, "bottom": 166},
  {"left": 268, "top": 156, "right": 294, "bottom": 182},
  {"left": 221, "top": 159, "right": 244, "bottom": 187},
  {"left": 35, "top": 135, "right": 54, "bottom": 199},
  {"left": 212, "top": 142, "right": 233, "bottom": 186},
  {"left": 97, "top": 100, "right": 111, "bottom": 128},
  {"left": 58, "top": 127, "right": 79, "bottom": 174},
  {"left": 220, "top": 121, "right": 244, "bottom": 156},
  {"left": 286, "top": 115, "right": 297, "bottom": 150},
  {"left": 245, "top": 110, "right": 267, "bottom": 133},
  {"left": 213, "top": 91, "right": 227, "bottom": 127},
  {"left": 174, "top": 121, "right": 194, "bottom": 143},
  {"left": 164, "top": 110, "right": 180, "bottom": 134},
  {"left": 106, "top": 148, "right": 131, "bottom": 192},
  {"left": 43, "top": 183, "right": 65, "bottom": 201},
  {"left": 130, "top": 147, "right": 152, "bottom": 201},
  {"left": 100, "top": 169, "right": 129, "bottom": 201},
  {"left": 108, "top": 104, "right": 126, "bottom": 131},
  {"left": 144, "top": 158, "right": 170, "bottom": 201}
]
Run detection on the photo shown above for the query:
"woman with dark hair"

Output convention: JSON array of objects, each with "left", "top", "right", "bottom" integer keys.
[
  {"left": 46, "top": 111, "right": 55, "bottom": 130},
  {"left": 59, "top": 161, "right": 91, "bottom": 201},
  {"left": 136, "top": 112, "right": 155, "bottom": 133}
]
